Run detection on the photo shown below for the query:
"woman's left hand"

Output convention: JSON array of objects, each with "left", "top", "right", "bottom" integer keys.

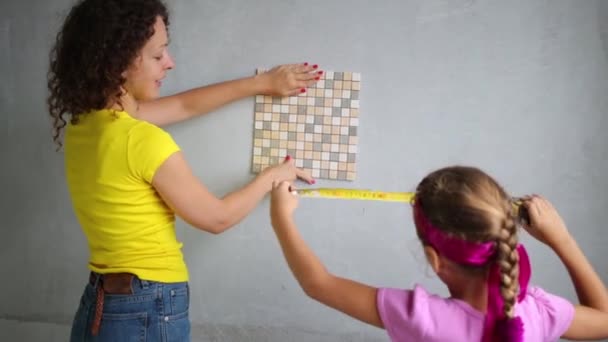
[{"left": 257, "top": 63, "right": 323, "bottom": 97}]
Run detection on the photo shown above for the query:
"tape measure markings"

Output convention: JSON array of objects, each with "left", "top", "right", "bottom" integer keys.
[
  {"left": 292, "top": 188, "right": 415, "bottom": 203},
  {"left": 291, "top": 188, "right": 526, "bottom": 214}
]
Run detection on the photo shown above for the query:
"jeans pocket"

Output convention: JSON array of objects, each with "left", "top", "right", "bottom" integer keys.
[
  {"left": 164, "top": 310, "right": 190, "bottom": 342},
  {"left": 169, "top": 285, "right": 189, "bottom": 315},
  {"left": 98, "top": 311, "right": 148, "bottom": 342}
]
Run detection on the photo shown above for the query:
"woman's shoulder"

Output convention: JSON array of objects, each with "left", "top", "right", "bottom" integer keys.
[{"left": 127, "top": 118, "right": 173, "bottom": 142}]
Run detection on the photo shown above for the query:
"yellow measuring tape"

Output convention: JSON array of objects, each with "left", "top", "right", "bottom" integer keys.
[
  {"left": 292, "top": 188, "right": 415, "bottom": 203},
  {"left": 292, "top": 188, "right": 529, "bottom": 222}
]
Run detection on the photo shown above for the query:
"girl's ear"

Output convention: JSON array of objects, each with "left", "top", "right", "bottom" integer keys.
[{"left": 423, "top": 245, "right": 441, "bottom": 274}]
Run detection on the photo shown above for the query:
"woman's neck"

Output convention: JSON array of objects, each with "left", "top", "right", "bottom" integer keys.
[{"left": 108, "top": 91, "right": 139, "bottom": 117}]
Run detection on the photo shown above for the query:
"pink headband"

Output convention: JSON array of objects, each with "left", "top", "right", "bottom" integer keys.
[{"left": 413, "top": 201, "right": 531, "bottom": 342}]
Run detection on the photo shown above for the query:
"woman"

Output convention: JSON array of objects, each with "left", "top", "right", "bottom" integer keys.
[{"left": 47, "top": 0, "right": 319, "bottom": 340}]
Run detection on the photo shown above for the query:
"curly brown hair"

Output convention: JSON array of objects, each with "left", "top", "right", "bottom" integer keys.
[{"left": 47, "top": 0, "right": 169, "bottom": 147}]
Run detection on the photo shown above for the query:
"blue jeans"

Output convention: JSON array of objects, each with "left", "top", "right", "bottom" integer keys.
[{"left": 70, "top": 273, "right": 190, "bottom": 342}]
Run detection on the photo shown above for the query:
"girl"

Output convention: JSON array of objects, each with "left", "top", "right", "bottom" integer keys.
[
  {"left": 270, "top": 166, "right": 608, "bottom": 341},
  {"left": 48, "top": 0, "right": 320, "bottom": 340}
]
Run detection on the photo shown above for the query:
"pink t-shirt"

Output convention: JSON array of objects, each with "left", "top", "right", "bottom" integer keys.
[{"left": 377, "top": 285, "right": 574, "bottom": 342}]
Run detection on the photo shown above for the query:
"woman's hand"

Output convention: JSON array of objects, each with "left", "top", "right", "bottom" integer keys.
[
  {"left": 261, "top": 155, "right": 315, "bottom": 189},
  {"left": 257, "top": 63, "right": 323, "bottom": 97}
]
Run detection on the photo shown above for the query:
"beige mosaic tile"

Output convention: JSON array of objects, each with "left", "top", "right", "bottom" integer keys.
[{"left": 252, "top": 69, "right": 361, "bottom": 181}]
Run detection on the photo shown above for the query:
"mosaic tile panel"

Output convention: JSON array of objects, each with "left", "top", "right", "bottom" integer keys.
[{"left": 251, "top": 69, "right": 361, "bottom": 181}]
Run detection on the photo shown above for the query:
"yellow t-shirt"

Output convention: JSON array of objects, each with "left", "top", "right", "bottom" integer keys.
[{"left": 65, "top": 109, "right": 188, "bottom": 282}]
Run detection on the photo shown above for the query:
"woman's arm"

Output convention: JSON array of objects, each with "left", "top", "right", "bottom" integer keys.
[
  {"left": 138, "top": 63, "right": 321, "bottom": 127},
  {"left": 152, "top": 154, "right": 312, "bottom": 234}
]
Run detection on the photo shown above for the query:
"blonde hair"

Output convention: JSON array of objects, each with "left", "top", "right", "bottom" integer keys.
[{"left": 415, "top": 166, "right": 519, "bottom": 319}]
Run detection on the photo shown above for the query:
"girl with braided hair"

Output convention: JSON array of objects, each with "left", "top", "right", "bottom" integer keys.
[{"left": 269, "top": 166, "right": 608, "bottom": 341}]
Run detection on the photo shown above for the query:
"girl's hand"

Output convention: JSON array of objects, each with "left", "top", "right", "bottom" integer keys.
[
  {"left": 257, "top": 63, "right": 323, "bottom": 97},
  {"left": 521, "top": 195, "right": 573, "bottom": 249},
  {"left": 270, "top": 181, "right": 298, "bottom": 222}
]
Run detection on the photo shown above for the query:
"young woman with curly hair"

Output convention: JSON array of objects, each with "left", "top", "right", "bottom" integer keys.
[{"left": 47, "top": 0, "right": 320, "bottom": 340}]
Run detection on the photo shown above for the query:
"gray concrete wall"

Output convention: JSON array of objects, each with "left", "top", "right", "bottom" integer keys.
[{"left": 1, "top": 0, "right": 607, "bottom": 341}]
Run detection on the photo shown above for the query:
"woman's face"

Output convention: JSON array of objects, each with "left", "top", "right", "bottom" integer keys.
[{"left": 123, "top": 16, "right": 175, "bottom": 101}]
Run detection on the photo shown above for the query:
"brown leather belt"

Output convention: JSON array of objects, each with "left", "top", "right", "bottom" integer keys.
[{"left": 89, "top": 272, "right": 135, "bottom": 336}]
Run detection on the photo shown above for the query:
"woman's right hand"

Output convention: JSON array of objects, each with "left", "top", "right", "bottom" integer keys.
[
  {"left": 261, "top": 155, "right": 315, "bottom": 188},
  {"left": 521, "top": 195, "right": 573, "bottom": 249}
]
